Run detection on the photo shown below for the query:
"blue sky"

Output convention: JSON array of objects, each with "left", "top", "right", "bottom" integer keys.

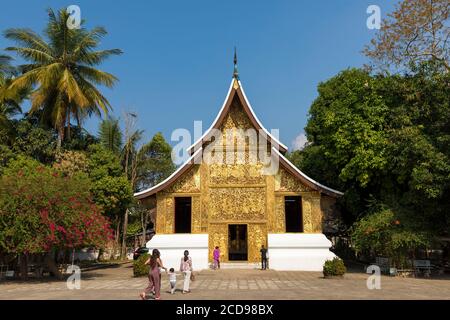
[{"left": 0, "top": 0, "right": 395, "bottom": 151}]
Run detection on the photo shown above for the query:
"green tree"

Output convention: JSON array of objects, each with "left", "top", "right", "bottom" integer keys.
[
  {"left": 135, "top": 132, "right": 175, "bottom": 191},
  {"left": 0, "top": 54, "right": 28, "bottom": 142},
  {"left": 8, "top": 117, "right": 56, "bottom": 164},
  {"left": 351, "top": 207, "right": 430, "bottom": 267},
  {"left": 4, "top": 8, "right": 122, "bottom": 148},
  {"left": 299, "top": 65, "right": 450, "bottom": 233},
  {"left": 86, "top": 144, "right": 134, "bottom": 255}
]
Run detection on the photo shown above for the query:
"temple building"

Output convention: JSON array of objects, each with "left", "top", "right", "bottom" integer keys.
[{"left": 135, "top": 57, "right": 343, "bottom": 271}]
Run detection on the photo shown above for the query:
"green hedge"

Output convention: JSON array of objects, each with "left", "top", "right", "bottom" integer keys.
[
  {"left": 133, "top": 253, "right": 150, "bottom": 277},
  {"left": 323, "top": 257, "right": 346, "bottom": 277}
]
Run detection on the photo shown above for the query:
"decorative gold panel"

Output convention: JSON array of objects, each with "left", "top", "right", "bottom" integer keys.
[
  {"left": 247, "top": 224, "right": 267, "bottom": 263},
  {"left": 302, "top": 196, "right": 314, "bottom": 233},
  {"left": 191, "top": 196, "right": 201, "bottom": 233},
  {"left": 265, "top": 175, "right": 275, "bottom": 233},
  {"left": 208, "top": 223, "right": 228, "bottom": 263},
  {"left": 275, "top": 167, "right": 313, "bottom": 193},
  {"left": 209, "top": 187, "right": 266, "bottom": 221},
  {"left": 221, "top": 99, "right": 254, "bottom": 131},
  {"left": 166, "top": 165, "right": 200, "bottom": 193},
  {"left": 155, "top": 193, "right": 166, "bottom": 234},
  {"left": 209, "top": 162, "right": 265, "bottom": 185},
  {"left": 310, "top": 195, "right": 323, "bottom": 233},
  {"left": 165, "top": 196, "right": 175, "bottom": 233},
  {"left": 273, "top": 196, "right": 286, "bottom": 233}
]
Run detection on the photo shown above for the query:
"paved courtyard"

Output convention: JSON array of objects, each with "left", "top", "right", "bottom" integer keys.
[{"left": 0, "top": 263, "right": 449, "bottom": 300}]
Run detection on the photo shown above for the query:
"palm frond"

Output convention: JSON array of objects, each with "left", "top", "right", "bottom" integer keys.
[
  {"left": 78, "top": 49, "right": 123, "bottom": 65},
  {"left": 3, "top": 28, "right": 53, "bottom": 55},
  {"left": 76, "top": 65, "right": 118, "bottom": 88},
  {"left": 98, "top": 116, "right": 123, "bottom": 154},
  {"left": 5, "top": 46, "right": 54, "bottom": 64}
]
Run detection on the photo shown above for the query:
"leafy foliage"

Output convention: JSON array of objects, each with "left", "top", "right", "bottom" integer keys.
[
  {"left": 351, "top": 208, "right": 430, "bottom": 267},
  {"left": 4, "top": 8, "right": 122, "bottom": 146},
  {"left": 0, "top": 156, "right": 113, "bottom": 254},
  {"left": 323, "top": 258, "right": 346, "bottom": 277},
  {"left": 53, "top": 150, "right": 88, "bottom": 176},
  {"left": 297, "top": 65, "right": 450, "bottom": 233},
  {"left": 87, "top": 144, "right": 134, "bottom": 219},
  {"left": 133, "top": 253, "right": 150, "bottom": 277},
  {"left": 135, "top": 132, "right": 175, "bottom": 191}
]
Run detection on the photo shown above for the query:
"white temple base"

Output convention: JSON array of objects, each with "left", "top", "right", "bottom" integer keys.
[
  {"left": 267, "top": 233, "right": 336, "bottom": 271},
  {"left": 146, "top": 233, "right": 336, "bottom": 271},
  {"left": 146, "top": 234, "right": 209, "bottom": 271}
]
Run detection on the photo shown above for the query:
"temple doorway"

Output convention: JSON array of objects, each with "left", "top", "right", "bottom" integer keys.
[
  {"left": 228, "top": 224, "right": 248, "bottom": 261},
  {"left": 174, "top": 197, "right": 192, "bottom": 233}
]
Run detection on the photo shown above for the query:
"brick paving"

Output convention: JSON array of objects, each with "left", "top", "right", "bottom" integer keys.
[{"left": 0, "top": 263, "right": 449, "bottom": 300}]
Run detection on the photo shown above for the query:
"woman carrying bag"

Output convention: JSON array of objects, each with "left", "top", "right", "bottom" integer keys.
[{"left": 180, "top": 250, "right": 193, "bottom": 293}]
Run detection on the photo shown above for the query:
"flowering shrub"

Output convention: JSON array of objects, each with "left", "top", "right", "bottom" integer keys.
[
  {"left": 0, "top": 156, "right": 113, "bottom": 255},
  {"left": 351, "top": 208, "right": 430, "bottom": 267}
]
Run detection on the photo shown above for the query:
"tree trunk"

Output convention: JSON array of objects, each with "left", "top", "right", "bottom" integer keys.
[
  {"left": 141, "top": 210, "right": 149, "bottom": 247},
  {"left": 67, "top": 112, "right": 71, "bottom": 141},
  {"left": 19, "top": 253, "right": 28, "bottom": 280},
  {"left": 44, "top": 251, "right": 63, "bottom": 280},
  {"left": 114, "top": 218, "right": 121, "bottom": 260},
  {"left": 57, "top": 125, "right": 65, "bottom": 150},
  {"left": 121, "top": 209, "right": 129, "bottom": 259}
]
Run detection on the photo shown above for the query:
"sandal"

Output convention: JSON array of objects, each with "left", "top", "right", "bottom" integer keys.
[{"left": 139, "top": 292, "right": 146, "bottom": 300}]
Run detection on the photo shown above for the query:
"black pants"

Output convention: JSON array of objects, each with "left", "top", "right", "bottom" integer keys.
[{"left": 261, "top": 257, "right": 267, "bottom": 270}]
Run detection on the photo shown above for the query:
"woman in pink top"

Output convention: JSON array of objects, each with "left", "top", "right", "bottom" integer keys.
[
  {"left": 180, "top": 250, "right": 193, "bottom": 294},
  {"left": 213, "top": 246, "right": 220, "bottom": 270}
]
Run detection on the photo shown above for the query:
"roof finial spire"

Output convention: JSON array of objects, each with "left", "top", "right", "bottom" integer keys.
[{"left": 233, "top": 47, "right": 239, "bottom": 80}]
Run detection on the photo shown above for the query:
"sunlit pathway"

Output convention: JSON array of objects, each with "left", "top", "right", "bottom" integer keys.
[{"left": 1, "top": 263, "right": 449, "bottom": 300}]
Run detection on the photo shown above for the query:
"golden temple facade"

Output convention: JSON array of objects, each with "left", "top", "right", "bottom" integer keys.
[{"left": 135, "top": 76, "right": 342, "bottom": 265}]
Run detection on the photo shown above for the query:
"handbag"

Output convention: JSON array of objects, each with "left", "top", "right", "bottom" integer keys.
[{"left": 190, "top": 272, "right": 195, "bottom": 281}]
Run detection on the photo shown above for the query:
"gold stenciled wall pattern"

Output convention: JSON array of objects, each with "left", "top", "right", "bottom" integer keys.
[{"left": 209, "top": 187, "right": 266, "bottom": 221}]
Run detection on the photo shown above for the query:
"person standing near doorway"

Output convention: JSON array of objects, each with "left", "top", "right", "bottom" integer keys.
[
  {"left": 180, "top": 250, "right": 193, "bottom": 294},
  {"left": 213, "top": 246, "right": 221, "bottom": 270},
  {"left": 260, "top": 245, "right": 268, "bottom": 270}
]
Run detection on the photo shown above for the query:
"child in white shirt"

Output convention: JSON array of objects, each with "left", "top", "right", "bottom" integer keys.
[{"left": 167, "top": 268, "right": 180, "bottom": 294}]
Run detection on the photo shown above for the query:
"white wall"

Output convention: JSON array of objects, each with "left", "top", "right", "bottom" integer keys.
[
  {"left": 146, "top": 234, "right": 209, "bottom": 271},
  {"left": 146, "top": 233, "right": 337, "bottom": 271},
  {"left": 268, "top": 233, "right": 336, "bottom": 271}
]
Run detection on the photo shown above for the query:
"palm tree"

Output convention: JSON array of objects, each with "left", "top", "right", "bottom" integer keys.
[
  {"left": 0, "top": 54, "right": 26, "bottom": 141},
  {"left": 98, "top": 116, "right": 123, "bottom": 155},
  {"left": 4, "top": 8, "right": 122, "bottom": 148}
]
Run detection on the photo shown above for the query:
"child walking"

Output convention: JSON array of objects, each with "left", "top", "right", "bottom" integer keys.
[{"left": 167, "top": 268, "right": 180, "bottom": 294}]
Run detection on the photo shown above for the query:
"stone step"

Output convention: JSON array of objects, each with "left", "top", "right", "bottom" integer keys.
[{"left": 218, "top": 263, "right": 261, "bottom": 270}]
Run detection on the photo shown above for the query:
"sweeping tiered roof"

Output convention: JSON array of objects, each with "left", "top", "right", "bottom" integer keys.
[{"left": 135, "top": 67, "right": 343, "bottom": 199}]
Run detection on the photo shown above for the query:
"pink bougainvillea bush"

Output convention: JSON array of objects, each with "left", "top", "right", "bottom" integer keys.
[{"left": 0, "top": 156, "right": 113, "bottom": 255}]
